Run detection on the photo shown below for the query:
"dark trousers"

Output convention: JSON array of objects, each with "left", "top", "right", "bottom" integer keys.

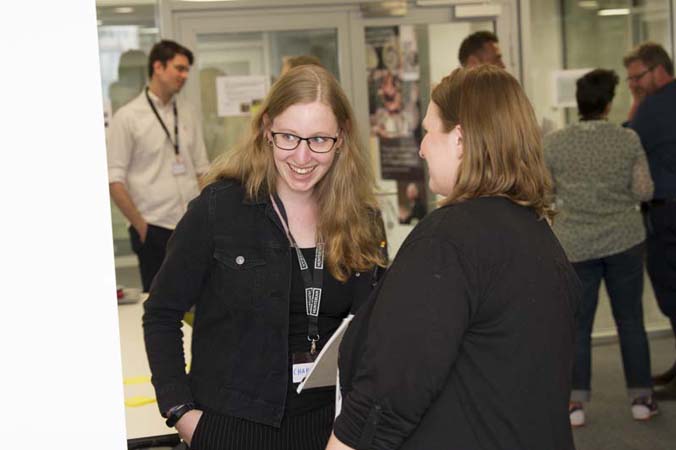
[
  {"left": 644, "top": 202, "right": 676, "bottom": 337},
  {"left": 570, "top": 244, "right": 653, "bottom": 401},
  {"left": 189, "top": 404, "right": 334, "bottom": 450},
  {"left": 128, "top": 224, "right": 172, "bottom": 292}
]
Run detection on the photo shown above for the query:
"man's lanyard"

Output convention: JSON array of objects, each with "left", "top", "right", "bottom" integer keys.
[
  {"left": 270, "top": 193, "right": 324, "bottom": 355},
  {"left": 145, "top": 87, "right": 179, "bottom": 155}
]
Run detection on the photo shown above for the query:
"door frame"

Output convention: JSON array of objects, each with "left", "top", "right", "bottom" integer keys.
[
  {"left": 159, "top": 0, "right": 519, "bottom": 153},
  {"left": 159, "top": 0, "right": 358, "bottom": 117}
]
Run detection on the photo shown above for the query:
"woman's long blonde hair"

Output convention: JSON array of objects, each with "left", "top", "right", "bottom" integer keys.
[
  {"left": 431, "top": 66, "right": 555, "bottom": 220},
  {"left": 204, "top": 65, "right": 386, "bottom": 281}
]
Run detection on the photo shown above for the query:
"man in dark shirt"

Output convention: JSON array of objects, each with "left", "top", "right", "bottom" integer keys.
[
  {"left": 625, "top": 42, "right": 676, "bottom": 394},
  {"left": 399, "top": 182, "right": 427, "bottom": 224},
  {"left": 458, "top": 30, "right": 505, "bottom": 69}
]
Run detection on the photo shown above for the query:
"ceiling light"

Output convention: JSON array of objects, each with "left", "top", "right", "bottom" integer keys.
[
  {"left": 598, "top": 8, "right": 630, "bottom": 16},
  {"left": 114, "top": 7, "right": 134, "bottom": 13},
  {"left": 578, "top": 0, "right": 599, "bottom": 9}
]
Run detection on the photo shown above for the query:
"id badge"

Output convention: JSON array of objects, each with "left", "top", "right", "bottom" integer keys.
[
  {"left": 292, "top": 352, "right": 316, "bottom": 384},
  {"left": 172, "top": 156, "right": 187, "bottom": 175}
]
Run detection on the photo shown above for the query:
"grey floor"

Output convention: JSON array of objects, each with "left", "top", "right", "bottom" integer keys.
[
  {"left": 117, "top": 263, "right": 675, "bottom": 449},
  {"left": 573, "top": 335, "right": 675, "bottom": 450},
  {"left": 116, "top": 264, "right": 142, "bottom": 289}
]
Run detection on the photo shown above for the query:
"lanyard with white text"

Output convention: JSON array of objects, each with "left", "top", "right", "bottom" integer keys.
[
  {"left": 145, "top": 87, "right": 179, "bottom": 155},
  {"left": 271, "top": 194, "right": 324, "bottom": 355}
]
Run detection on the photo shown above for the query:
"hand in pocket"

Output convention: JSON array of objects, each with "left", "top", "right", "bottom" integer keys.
[{"left": 176, "top": 409, "right": 204, "bottom": 447}]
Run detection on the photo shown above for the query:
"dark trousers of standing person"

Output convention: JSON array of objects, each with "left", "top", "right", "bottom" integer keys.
[
  {"left": 644, "top": 201, "right": 676, "bottom": 385},
  {"left": 188, "top": 403, "right": 334, "bottom": 450},
  {"left": 570, "top": 243, "right": 653, "bottom": 402},
  {"left": 129, "top": 224, "right": 173, "bottom": 292},
  {"left": 645, "top": 201, "right": 676, "bottom": 338}
]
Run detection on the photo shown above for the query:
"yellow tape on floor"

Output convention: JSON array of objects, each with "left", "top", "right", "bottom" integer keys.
[
  {"left": 183, "top": 312, "right": 194, "bottom": 327},
  {"left": 124, "top": 375, "right": 151, "bottom": 385},
  {"left": 123, "top": 361, "right": 189, "bottom": 386},
  {"left": 125, "top": 396, "right": 156, "bottom": 407}
]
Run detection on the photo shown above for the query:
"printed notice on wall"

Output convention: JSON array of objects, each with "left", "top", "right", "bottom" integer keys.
[
  {"left": 365, "top": 25, "right": 428, "bottom": 225},
  {"left": 216, "top": 75, "right": 269, "bottom": 117},
  {"left": 551, "top": 69, "right": 592, "bottom": 108}
]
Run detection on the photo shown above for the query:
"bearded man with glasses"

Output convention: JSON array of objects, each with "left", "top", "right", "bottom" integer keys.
[{"left": 624, "top": 42, "right": 676, "bottom": 398}]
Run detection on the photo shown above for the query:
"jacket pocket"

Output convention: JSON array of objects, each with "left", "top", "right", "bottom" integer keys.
[{"left": 212, "top": 248, "right": 267, "bottom": 309}]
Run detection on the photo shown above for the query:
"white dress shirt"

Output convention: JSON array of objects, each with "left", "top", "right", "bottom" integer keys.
[{"left": 107, "top": 89, "right": 210, "bottom": 229}]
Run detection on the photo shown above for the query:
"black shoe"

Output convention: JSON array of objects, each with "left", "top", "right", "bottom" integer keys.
[
  {"left": 654, "top": 377, "right": 676, "bottom": 401},
  {"left": 652, "top": 361, "right": 676, "bottom": 386}
]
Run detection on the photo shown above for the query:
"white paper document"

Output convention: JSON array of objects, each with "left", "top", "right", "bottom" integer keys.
[
  {"left": 296, "top": 314, "right": 354, "bottom": 394},
  {"left": 215, "top": 75, "right": 268, "bottom": 117}
]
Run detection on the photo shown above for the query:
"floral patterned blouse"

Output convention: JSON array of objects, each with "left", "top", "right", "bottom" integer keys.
[{"left": 544, "top": 120, "right": 654, "bottom": 262}]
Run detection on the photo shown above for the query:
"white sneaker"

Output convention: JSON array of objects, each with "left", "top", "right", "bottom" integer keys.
[
  {"left": 631, "top": 397, "right": 659, "bottom": 421},
  {"left": 569, "top": 403, "right": 585, "bottom": 427}
]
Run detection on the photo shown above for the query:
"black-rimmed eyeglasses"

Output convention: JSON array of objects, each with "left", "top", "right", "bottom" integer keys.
[
  {"left": 626, "top": 66, "right": 655, "bottom": 83},
  {"left": 271, "top": 131, "right": 339, "bottom": 154}
]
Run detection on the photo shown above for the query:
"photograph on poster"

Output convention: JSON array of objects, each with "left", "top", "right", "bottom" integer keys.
[{"left": 366, "top": 25, "right": 427, "bottom": 224}]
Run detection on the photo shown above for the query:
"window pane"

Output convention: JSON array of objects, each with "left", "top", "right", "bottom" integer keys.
[{"left": 195, "top": 29, "right": 339, "bottom": 163}]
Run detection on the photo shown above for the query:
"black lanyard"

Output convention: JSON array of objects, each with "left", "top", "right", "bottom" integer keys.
[
  {"left": 145, "top": 87, "right": 179, "bottom": 155},
  {"left": 270, "top": 194, "right": 324, "bottom": 355}
]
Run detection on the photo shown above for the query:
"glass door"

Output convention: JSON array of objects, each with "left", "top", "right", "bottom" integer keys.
[
  {"left": 164, "top": 0, "right": 513, "bottom": 256},
  {"left": 349, "top": 4, "right": 506, "bottom": 256},
  {"left": 195, "top": 28, "right": 340, "bottom": 161},
  {"left": 166, "top": 4, "right": 353, "bottom": 163}
]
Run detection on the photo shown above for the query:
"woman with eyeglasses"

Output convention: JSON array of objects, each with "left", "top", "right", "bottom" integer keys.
[{"left": 143, "top": 65, "right": 387, "bottom": 450}]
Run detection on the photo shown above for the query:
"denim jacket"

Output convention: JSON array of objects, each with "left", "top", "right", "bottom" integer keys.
[{"left": 143, "top": 179, "right": 382, "bottom": 427}]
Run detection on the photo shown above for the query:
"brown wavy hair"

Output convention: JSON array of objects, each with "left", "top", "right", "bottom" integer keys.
[
  {"left": 431, "top": 66, "right": 554, "bottom": 220},
  {"left": 204, "top": 65, "right": 386, "bottom": 281}
]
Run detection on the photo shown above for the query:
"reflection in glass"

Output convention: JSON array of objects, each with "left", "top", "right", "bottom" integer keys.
[
  {"left": 561, "top": 0, "right": 672, "bottom": 125},
  {"left": 195, "top": 29, "right": 339, "bottom": 162},
  {"left": 97, "top": 4, "right": 159, "bottom": 263},
  {"left": 364, "top": 22, "right": 492, "bottom": 229}
]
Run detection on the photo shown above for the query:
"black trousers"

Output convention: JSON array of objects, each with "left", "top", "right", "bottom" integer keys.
[
  {"left": 644, "top": 202, "right": 676, "bottom": 338},
  {"left": 128, "top": 224, "right": 173, "bottom": 292},
  {"left": 189, "top": 404, "right": 334, "bottom": 450}
]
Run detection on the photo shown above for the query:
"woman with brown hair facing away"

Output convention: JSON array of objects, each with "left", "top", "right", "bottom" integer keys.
[
  {"left": 143, "top": 65, "right": 386, "bottom": 450},
  {"left": 327, "top": 66, "right": 581, "bottom": 450}
]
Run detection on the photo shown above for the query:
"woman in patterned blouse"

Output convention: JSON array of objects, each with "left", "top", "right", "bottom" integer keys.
[{"left": 544, "top": 69, "right": 656, "bottom": 427}]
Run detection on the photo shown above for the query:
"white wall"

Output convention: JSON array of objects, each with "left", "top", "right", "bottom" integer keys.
[
  {"left": 522, "top": 0, "right": 565, "bottom": 132},
  {"left": 428, "top": 22, "right": 471, "bottom": 84},
  {"left": 2, "top": 0, "right": 127, "bottom": 447}
]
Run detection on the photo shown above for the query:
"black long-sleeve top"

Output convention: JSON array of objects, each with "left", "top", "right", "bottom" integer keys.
[
  {"left": 629, "top": 80, "right": 676, "bottom": 199},
  {"left": 335, "top": 197, "right": 581, "bottom": 450}
]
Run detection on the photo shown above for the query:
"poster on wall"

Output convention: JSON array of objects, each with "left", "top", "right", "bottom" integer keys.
[
  {"left": 551, "top": 68, "right": 592, "bottom": 108},
  {"left": 366, "top": 25, "right": 427, "bottom": 225},
  {"left": 216, "top": 75, "right": 268, "bottom": 117}
]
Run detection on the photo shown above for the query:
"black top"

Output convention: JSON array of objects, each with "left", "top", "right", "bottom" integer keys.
[
  {"left": 630, "top": 79, "right": 676, "bottom": 199},
  {"left": 285, "top": 247, "right": 353, "bottom": 415},
  {"left": 143, "top": 180, "right": 380, "bottom": 427},
  {"left": 334, "top": 197, "right": 581, "bottom": 450}
]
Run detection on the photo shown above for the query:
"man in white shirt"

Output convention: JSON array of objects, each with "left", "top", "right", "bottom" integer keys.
[{"left": 107, "top": 40, "right": 209, "bottom": 292}]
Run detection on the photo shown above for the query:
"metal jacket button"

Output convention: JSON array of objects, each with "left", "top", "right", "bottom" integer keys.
[{"left": 235, "top": 256, "right": 245, "bottom": 265}]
